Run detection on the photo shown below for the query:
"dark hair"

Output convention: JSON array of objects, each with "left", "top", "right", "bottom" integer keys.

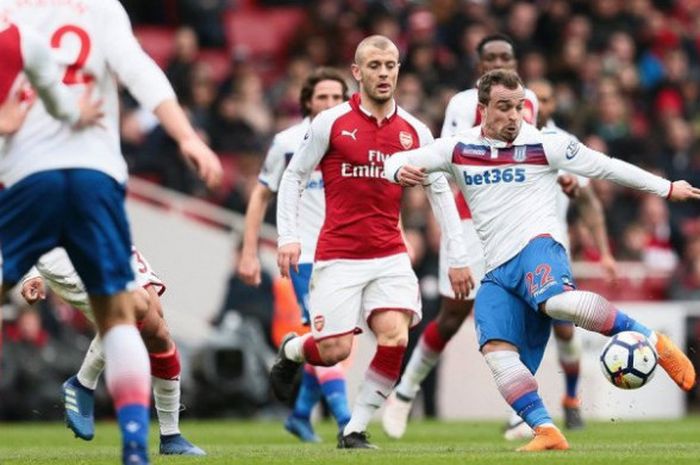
[
  {"left": 476, "top": 33, "right": 515, "bottom": 56},
  {"left": 299, "top": 68, "right": 349, "bottom": 117},
  {"left": 478, "top": 69, "right": 523, "bottom": 104}
]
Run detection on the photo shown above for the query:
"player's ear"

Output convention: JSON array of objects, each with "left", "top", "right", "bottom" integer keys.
[
  {"left": 350, "top": 63, "right": 361, "bottom": 82},
  {"left": 477, "top": 102, "right": 486, "bottom": 120}
]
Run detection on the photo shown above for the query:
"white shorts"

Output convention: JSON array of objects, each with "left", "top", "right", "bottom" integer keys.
[
  {"left": 309, "top": 253, "right": 421, "bottom": 339},
  {"left": 439, "top": 219, "right": 486, "bottom": 300},
  {"left": 130, "top": 247, "right": 166, "bottom": 296}
]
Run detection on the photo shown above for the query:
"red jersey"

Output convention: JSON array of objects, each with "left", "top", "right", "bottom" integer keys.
[{"left": 0, "top": 22, "right": 23, "bottom": 104}]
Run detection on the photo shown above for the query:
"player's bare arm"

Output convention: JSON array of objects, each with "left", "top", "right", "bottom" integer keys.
[
  {"left": 20, "top": 275, "right": 46, "bottom": 304},
  {"left": 277, "top": 242, "right": 301, "bottom": 279},
  {"left": 448, "top": 266, "right": 475, "bottom": 300},
  {"left": 0, "top": 85, "right": 33, "bottom": 135},
  {"left": 238, "top": 183, "right": 275, "bottom": 286},
  {"left": 576, "top": 184, "right": 618, "bottom": 281}
]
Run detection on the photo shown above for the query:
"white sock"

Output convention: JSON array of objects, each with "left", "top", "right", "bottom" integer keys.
[
  {"left": 343, "top": 369, "right": 395, "bottom": 435},
  {"left": 77, "top": 336, "right": 105, "bottom": 390},
  {"left": 396, "top": 341, "right": 440, "bottom": 399},
  {"left": 102, "top": 325, "right": 151, "bottom": 408},
  {"left": 283, "top": 334, "right": 310, "bottom": 362},
  {"left": 153, "top": 376, "right": 181, "bottom": 436},
  {"left": 555, "top": 331, "right": 581, "bottom": 367}
]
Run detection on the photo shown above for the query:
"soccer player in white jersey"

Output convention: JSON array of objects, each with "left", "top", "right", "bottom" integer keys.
[
  {"left": 238, "top": 67, "right": 352, "bottom": 442},
  {"left": 385, "top": 69, "right": 699, "bottom": 451},
  {"left": 0, "top": 18, "right": 102, "bottom": 135},
  {"left": 0, "top": 2, "right": 221, "bottom": 464},
  {"left": 270, "top": 35, "right": 472, "bottom": 449},
  {"left": 383, "top": 33, "right": 541, "bottom": 439},
  {"left": 20, "top": 247, "right": 205, "bottom": 456}
]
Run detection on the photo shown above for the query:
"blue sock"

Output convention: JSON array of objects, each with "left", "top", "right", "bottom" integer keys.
[
  {"left": 117, "top": 404, "right": 149, "bottom": 449},
  {"left": 565, "top": 371, "right": 579, "bottom": 399},
  {"left": 512, "top": 391, "right": 553, "bottom": 428},
  {"left": 292, "top": 370, "right": 321, "bottom": 420},
  {"left": 320, "top": 378, "right": 351, "bottom": 429},
  {"left": 609, "top": 311, "right": 651, "bottom": 337}
]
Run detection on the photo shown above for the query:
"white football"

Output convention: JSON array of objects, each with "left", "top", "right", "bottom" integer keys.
[{"left": 599, "top": 331, "right": 658, "bottom": 389}]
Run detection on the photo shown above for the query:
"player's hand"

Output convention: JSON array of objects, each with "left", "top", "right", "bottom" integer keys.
[
  {"left": 0, "top": 85, "right": 34, "bottom": 135},
  {"left": 668, "top": 180, "right": 700, "bottom": 201},
  {"left": 599, "top": 253, "right": 618, "bottom": 282},
  {"left": 179, "top": 136, "right": 223, "bottom": 190},
  {"left": 238, "top": 252, "right": 262, "bottom": 286},
  {"left": 558, "top": 173, "right": 580, "bottom": 198},
  {"left": 75, "top": 83, "right": 105, "bottom": 129},
  {"left": 21, "top": 277, "right": 46, "bottom": 305},
  {"left": 396, "top": 165, "right": 426, "bottom": 187},
  {"left": 448, "top": 266, "right": 474, "bottom": 300},
  {"left": 277, "top": 242, "right": 301, "bottom": 279}
]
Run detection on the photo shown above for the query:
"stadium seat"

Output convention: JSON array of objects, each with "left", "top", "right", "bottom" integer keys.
[{"left": 134, "top": 26, "right": 176, "bottom": 69}]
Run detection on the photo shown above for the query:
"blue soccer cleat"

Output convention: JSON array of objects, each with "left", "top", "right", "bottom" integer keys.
[
  {"left": 62, "top": 376, "right": 95, "bottom": 441},
  {"left": 159, "top": 434, "right": 207, "bottom": 456},
  {"left": 123, "top": 441, "right": 150, "bottom": 465},
  {"left": 284, "top": 416, "right": 321, "bottom": 443}
]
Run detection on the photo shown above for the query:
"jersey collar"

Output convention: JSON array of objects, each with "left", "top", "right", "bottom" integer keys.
[{"left": 350, "top": 93, "right": 397, "bottom": 125}]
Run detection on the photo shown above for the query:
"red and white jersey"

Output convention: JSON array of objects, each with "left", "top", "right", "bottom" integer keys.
[
  {"left": 0, "top": 0, "right": 175, "bottom": 187},
  {"left": 0, "top": 20, "right": 78, "bottom": 124},
  {"left": 259, "top": 117, "right": 324, "bottom": 264},
  {"left": 441, "top": 86, "right": 539, "bottom": 220},
  {"left": 22, "top": 246, "right": 165, "bottom": 319},
  {"left": 385, "top": 122, "right": 671, "bottom": 272},
  {"left": 277, "top": 93, "right": 434, "bottom": 261}
]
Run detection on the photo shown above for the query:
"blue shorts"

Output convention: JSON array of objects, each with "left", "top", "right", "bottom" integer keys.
[
  {"left": 290, "top": 263, "right": 313, "bottom": 325},
  {"left": 0, "top": 169, "right": 134, "bottom": 295},
  {"left": 474, "top": 236, "right": 575, "bottom": 373}
]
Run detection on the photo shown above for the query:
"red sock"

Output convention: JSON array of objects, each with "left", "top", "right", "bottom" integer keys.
[
  {"left": 370, "top": 345, "right": 406, "bottom": 381},
  {"left": 422, "top": 320, "right": 449, "bottom": 353},
  {"left": 303, "top": 336, "right": 334, "bottom": 367},
  {"left": 149, "top": 345, "right": 181, "bottom": 380}
]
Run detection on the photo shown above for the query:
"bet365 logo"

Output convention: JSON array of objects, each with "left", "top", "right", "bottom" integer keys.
[{"left": 463, "top": 168, "right": 526, "bottom": 186}]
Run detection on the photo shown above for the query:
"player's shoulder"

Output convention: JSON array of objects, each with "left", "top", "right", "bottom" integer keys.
[
  {"left": 447, "top": 88, "right": 478, "bottom": 108},
  {"left": 454, "top": 125, "right": 482, "bottom": 142},
  {"left": 523, "top": 87, "right": 539, "bottom": 103},
  {"left": 274, "top": 117, "right": 310, "bottom": 147},
  {"left": 514, "top": 122, "right": 546, "bottom": 144},
  {"left": 396, "top": 106, "right": 431, "bottom": 133}
]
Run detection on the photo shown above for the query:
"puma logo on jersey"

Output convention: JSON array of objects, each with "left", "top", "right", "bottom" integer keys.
[{"left": 341, "top": 129, "right": 358, "bottom": 140}]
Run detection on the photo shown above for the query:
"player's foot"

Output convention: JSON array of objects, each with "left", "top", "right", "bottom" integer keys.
[
  {"left": 337, "top": 431, "right": 378, "bottom": 449},
  {"left": 503, "top": 417, "right": 534, "bottom": 441},
  {"left": 62, "top": 375, "right": 95, "bottom": 441},
  {"left": 381, "top": 391, "right": 413, "bottom": 439},
  {"left": 270, "top": 333, "right": 303, "bottom": 403},
  {"left": 516, "top": 425, "right": 569, "bottom": 452},
  {"left": 284, "top": 416, "right": 321, "bottom": 443},
  {"left": 655, "top": 333, "right": 696, "bottom": 391},
  {"left": 122, "top": 442, "right": 149, "bottom": 465},
  {"left": 159, "top": 434, "right": 206, "bottom": 456},
  {"left": 562, "top": 396, "right": 584, "bottom": 430}
]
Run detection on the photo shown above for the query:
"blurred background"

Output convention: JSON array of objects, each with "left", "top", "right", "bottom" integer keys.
[{"left": 2, "top": 0, "right": 700, "bottom": 422}]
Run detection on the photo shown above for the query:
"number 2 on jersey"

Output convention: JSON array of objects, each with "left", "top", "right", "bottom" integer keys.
[{"left": 50, "top": 25, "right": 94, "bottom": 85}]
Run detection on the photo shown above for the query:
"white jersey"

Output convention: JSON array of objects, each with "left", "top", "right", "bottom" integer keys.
[
  {"left": 258, "top": 118, "right": 324, "bottom": 264},
  {"left": 0, "top": 0, "right": 176, "bottom": 187},
  {"left": 21, "top": 246, "right": 164, "bottom": 320},
  {"left": 441, "top": 87, "right": 539, "bottom": 137},
  {"left": 385, "top": 122, "right": 671, "bottom": 272}
]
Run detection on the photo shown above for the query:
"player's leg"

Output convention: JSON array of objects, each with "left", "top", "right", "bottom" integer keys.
[
  {"left": 65, "top": 169, "right": 151, "bottom": 465},
  {"left": 553, "top": 321, "right": 584, "bottom": 429},
  {"left": 285, "top": 364, "right": 322, "bottom": 442},
  {"left": 136, "top": 286, "right": 205, "bottom": 456},
  {"left": 63, "top": 335, "right": 104, "bottom": 440},
  {"left": 475, "top": 278, "right": 568, "bottom": 452},
  {"left": 315, "top": 364, "right": 351, "bottom": 433}
]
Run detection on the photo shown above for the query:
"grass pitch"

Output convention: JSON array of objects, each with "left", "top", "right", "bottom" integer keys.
[{"left": 1, "top": 417, "right": 699, "bottom": 464}]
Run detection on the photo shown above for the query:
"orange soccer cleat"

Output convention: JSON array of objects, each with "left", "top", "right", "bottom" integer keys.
[
  {"left": 655, "top": 333, "right": 696, "bottom": 391},
  {"left": 516, "top": 425, "right": 569, "bottom": 452}
]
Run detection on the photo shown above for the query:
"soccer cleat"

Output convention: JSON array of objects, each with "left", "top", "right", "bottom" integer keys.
[
  {"left": 516, "top": 425, "right": 569, "bottom": 452},
  {"left": 562, "top": 396, "right": 585, "bottom": 430},
  {"left": 62, "top": 376, "right": 95, "bottom": 441},
  {"left": 159, "top": 434, "right": 206, "bottom": 456},
  {"left": 270, "top": 333, "right": 303, "bottom": 403},
  {"left": 284, "top": 416, "right": 321, "bottom": 443},
  {"left": 381, "top": 391, "right": 413, "bottom": 439},
  {"left": 337, "top": 431, "right": 378, "bottom": 449},
  {"left": 655, "top": 333, "right": 696, "bottom": 391},
  {"left": 503, "top": 417, "right": 534, "bottom": 441},
  {"left": 123, "top": 441, "right": 149, "bottom": 465}
]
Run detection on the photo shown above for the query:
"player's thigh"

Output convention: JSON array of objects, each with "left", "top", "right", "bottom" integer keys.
[
  {"left": 438, "top": 219, "right": 485, "bottom": 299},
  {"left": 363, "top": 253, "right": 421, "bottom": 328},
  {"left": 62, "top": 169, "right": 134, "bottom": 296},
  {"left": 308, "top": 260, "right": 364, "bottom": 339},
  {"left": 0, "top": 171, "right": 67, "bottom": 286},
  {"left": 290, "top": 263, "right": 313, "bottom": 325},
  {"left": 514, "top": 236, "right": 575, "bottom": 310}
]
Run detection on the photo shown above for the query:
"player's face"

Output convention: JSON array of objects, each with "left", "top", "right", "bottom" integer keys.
[
  {"left": 479, "top": 84, "right": 525, "bottom": 142},
  {"left": 478, "top": 41, "right": 516, "bottom": 74},
  {"left": 352, "top": 46, "right": 400, "bottom": 104},
  {"left": 308, "top": 80, "right": 345, "bottom": 117},
  {"left": 530, "top": 81, "right": 555, "bottom": 129}
]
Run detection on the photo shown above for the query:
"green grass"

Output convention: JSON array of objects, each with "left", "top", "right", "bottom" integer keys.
[{"left": 1, "top": 417, "right": 700, "bottom": 464}]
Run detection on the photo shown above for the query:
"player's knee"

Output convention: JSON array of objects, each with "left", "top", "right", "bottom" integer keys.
[
  {"left": 142, "top": 320, "right": 172, "bottom": 354},
  {"left": 317, "top": 338, "right": 352, "bottom": 364},
  {"left": 481, "top": 339, "right": 518, "bottom": 355},
  {"left": 553, "top": 323, "right": 574, "bottom": 341}
]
